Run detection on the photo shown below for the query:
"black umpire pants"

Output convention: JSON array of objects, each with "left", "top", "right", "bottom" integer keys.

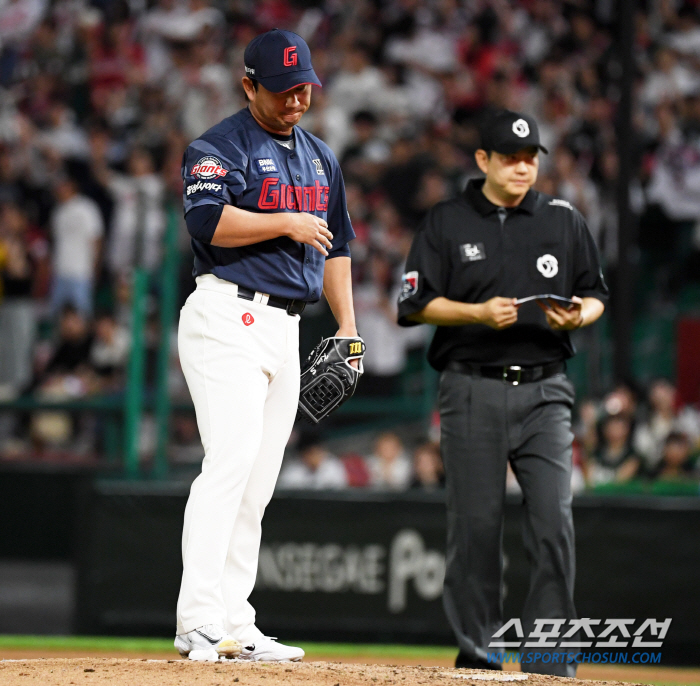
[{"left": 439, "top": 370, "right": 577, "bottom": 677}]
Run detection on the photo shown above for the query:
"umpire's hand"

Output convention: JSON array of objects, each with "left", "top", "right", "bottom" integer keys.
[
  {"left": 479, "top": 297, "right": 519, "bottom": 329},
  {"left": 537, "top": 295, "right": 584, "bottom": 330}
]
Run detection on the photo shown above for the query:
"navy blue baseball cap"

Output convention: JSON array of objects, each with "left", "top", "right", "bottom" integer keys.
[
  {"left": 244, "top": 29, "right": 322, "bottom": 93},
  {"left": 480, "top": 110, "right": 548, "bottom": 154}
]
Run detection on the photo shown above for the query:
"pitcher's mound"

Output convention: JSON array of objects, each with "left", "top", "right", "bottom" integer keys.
[{"left": 0, "top": 658, "right": 644, "bottom": 686}]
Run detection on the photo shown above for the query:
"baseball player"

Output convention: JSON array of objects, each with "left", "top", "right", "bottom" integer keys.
[{"left": 174, "top": 29, "right": 358, "bottom": 662}]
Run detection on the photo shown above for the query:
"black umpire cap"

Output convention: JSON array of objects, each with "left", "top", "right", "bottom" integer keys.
[
  {"left": 244, "top": 29, "right": 322, "bottom": 93},
  {"left": 480, "top": 110, "right": 549, "bottom": 155}
]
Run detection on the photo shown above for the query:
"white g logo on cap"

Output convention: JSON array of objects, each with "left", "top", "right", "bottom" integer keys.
[{"left": 512, "top": 119, "right": 530, "bottom": 138}]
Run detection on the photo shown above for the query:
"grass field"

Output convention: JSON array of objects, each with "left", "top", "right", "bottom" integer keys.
[
  {"left": 0, "top": 636, "right": 455, "bottom": 658},
  {"left": 0, "top": 636, "right": 699, "bottom": 686},
  {"left": 0, "top": 635, "right": 457, "bottom": 660}
]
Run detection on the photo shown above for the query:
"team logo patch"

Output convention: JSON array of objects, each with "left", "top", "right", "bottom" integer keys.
[
  {"left": 460, "top": 242, "right": 486, "bottom": 263},
  {"left": 399, "top": 271, "right": 419, "bottom": 302},
  {"left": 186, "top": 181, "right": 222, "bottom": 196},
  {"left": 284, "top": 46, "right": 297, "bottom": 66},
  {"left": 512, "top": 119, "right": 530, "bottom": 138},
  {"left": 242, "top": 312, "right": 254, "bottom": 326},
  {"left": 191, "top": 156, "right": 228, "bottom": 180},
  {"left": 313, "top": 159, "right": 325, "bottom": 175},
  {"left": 256, "top": 158, "right": 278, "bottom": 174},
  {"left": 537, "top": 254, "right": 558, "bottom": 278}
]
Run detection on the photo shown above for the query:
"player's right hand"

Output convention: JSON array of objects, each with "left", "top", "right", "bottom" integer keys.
[
  {"left": 479, "top": 297, "right": 519, "bottom": 329},
  {"left": 286, "top": 213, "right": 333, "bottom": 256}
]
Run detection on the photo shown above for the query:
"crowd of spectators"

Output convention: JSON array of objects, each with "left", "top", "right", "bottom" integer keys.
[
  {"left": 277, "top": 429, "right": 444, "bottom": 491},
  {"left": 276, "top": 375, "right": 700, "bottom": 493},
  {"left": 0, "top": 0, "right": 698, "bottom": 471},
  {"left": 573, "top": 379, "right": 700, "bottom": 493}
]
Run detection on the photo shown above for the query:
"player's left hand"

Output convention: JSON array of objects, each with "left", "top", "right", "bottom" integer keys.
[
  {"left": 537, "top": 295, "right": 584, "bottom": 330},
  {"left": 336, "top": 326, "right": 360, "bottom": 368}
]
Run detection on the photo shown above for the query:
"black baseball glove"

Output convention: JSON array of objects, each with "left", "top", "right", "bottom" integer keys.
[{"left": 297, "top": 336, "right": 366, "bottom": 424}]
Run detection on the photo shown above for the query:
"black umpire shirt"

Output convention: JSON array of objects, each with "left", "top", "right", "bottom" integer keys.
[{"left": 397, "top": 178, "right": 609, "bottom": 371}]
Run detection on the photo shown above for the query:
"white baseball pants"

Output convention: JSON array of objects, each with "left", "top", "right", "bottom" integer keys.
[{"left": 176, "top": 274, "right": 300, "bottom": 642}]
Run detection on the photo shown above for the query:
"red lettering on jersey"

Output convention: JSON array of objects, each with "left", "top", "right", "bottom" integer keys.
[
  {"left": 286, "top": 185, "right": 297, "bottom": 210},
  {"left": 303, "top": 186, "right": 315, "bottom": 212},
  {"left": 284, "top": 46, "right": 297, "bottom": 67},
  {"left": 258, "top": 177, "right": 280, "bottom": 209},
  {"left": 293, "top": 186, "right": 303, "bottom": 210},
  {"left": 256, "top": 178, "right": 329, "bottom": 213},
  {"left": 314, "top": 180, "right": 329, "bottom": 212},
  {"left": 191, "top": 162, "right": 228, "bottom": 178},
  {"left": 242, "top": 312, "right": 254, "bottom": 326}
]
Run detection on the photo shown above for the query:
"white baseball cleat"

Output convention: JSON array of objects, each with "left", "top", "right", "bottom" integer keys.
[
  {"left": 237, "top": 636, "right": 304, "bottom": 662},
  {"left": 174, "top": 624, "right": 242, "bottom": 660}
]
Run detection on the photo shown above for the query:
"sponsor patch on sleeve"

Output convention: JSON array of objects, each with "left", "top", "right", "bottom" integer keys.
[
  {"left": 399, "top": 271, "right": 419, "bottom": 302},
  {"left": 256, "top": 158, "right": 278, "bottom": 174},
  {"left": 186, "top": 181, "right": 223, "bottom": 196}
]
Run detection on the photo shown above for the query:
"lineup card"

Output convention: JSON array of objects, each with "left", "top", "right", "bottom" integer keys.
[{"left": 515, "top": 294, "right": 576, "bottom": 307}]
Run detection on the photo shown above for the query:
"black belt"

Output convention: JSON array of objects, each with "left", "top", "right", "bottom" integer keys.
[
  {"left": 446, "top": 359, "right": 565, "bottom": 385},
  {"left": 236, "top": 286, "right": 306, "bottom": 316}
]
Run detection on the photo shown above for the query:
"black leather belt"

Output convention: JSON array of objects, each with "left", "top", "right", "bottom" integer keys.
[
  {"left": 237, "top": 286, "right": 306, "bottom": 316},
  {"left": 446, "top": 359, "right": 566, "bottom": 385}
]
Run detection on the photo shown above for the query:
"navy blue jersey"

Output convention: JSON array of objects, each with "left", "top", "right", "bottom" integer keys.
[{"left": 181, "top": 107, "right": 355, "bottom": 302}]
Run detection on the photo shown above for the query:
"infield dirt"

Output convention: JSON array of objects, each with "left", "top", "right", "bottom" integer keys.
[{"left": 0, "top": 658, "right": 666, "bottom": 686}]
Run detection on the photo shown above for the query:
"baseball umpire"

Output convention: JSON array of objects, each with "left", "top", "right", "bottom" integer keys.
[
  {"left": 398, "top": 110, "right": 608, "bottom": 676},
  {"left": 175, "top": 29, "right": 360, "bottom": 661}
]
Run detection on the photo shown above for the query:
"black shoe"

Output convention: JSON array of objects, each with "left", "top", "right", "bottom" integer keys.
[{"left": 455, "top": 650, "right": 502, "bottom": 670}]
